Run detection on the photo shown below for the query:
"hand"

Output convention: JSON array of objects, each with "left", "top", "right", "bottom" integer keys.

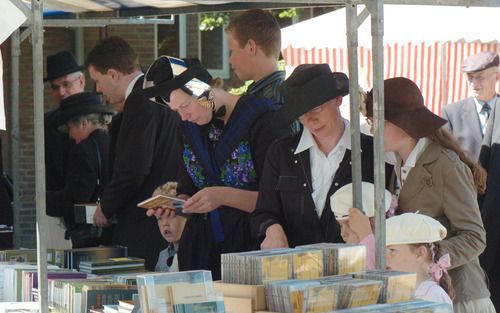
[
  {"left": 93, "top": 203, "right": 110, "bottom": 228},
  {"left": 183, "top": 187, "right": 223, "bottom": 214},
  {"left": 261, "top": 224, "right": 289, "bottom": 250},
  {"left": 348, "top": 207, "right": 373, "bottom": 240}
]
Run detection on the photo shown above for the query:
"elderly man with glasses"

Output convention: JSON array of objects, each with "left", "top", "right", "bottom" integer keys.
[{"left": 44, "top": 51, "right": 86, "bottom": 191}]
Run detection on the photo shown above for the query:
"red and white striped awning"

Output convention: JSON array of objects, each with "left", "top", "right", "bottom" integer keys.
[{"left": 281, "top": 5, "right": 500, "bottom": 115}]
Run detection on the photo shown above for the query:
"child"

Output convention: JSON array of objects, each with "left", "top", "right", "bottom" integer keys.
[
  {"left": 155, "top": 212, "right": 187, "bottom": 272},
  {"left": 330, "top": 182, "right": 391, "bottom": 269},
  {"left": 386, "top": 213, "right": 454, "bottom": 307},
  {"left": 152, "top": 182, "right": 187, "bottom": 272}
]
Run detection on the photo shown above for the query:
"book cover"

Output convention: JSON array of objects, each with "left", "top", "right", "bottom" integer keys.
[{"left": 137, "top": 195, "right": 185, "bottom": 210}]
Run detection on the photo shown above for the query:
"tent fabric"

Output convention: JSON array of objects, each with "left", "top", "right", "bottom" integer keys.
[{"left": 281, "top": 5, "right": 500, "bottom": 115}]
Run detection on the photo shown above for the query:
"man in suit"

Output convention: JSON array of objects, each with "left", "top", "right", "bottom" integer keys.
[
  {"left": 442, "top": 51, "right": 500, "bottom": 160},
  {"left": 86, "top": 36, "right": 180, "bottom": 270},
  {"left": 479, "top": 58, "right": 500, "bottom": 311},
  {"left": 44, "top": 51, "right": 86, "bottom": 190}
]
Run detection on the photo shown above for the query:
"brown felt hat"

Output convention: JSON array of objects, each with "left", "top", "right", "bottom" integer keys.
[{"left": 365, "top": 77, "right": 447, "bottom": 139}]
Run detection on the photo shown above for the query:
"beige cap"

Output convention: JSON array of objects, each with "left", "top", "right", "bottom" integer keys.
[
  {"left": 386, "top": 213, "right": 447, "bottom": 246},
  {"left": 330, "top": 182, "right": 392, "bottom": 221}
]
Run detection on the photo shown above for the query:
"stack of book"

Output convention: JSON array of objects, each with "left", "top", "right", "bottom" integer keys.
[
  {"left": 264, "top": 276, "right": 382, "bottom": 313},
  {"left": 137, "top": 270, "right": 224, "bottom": 313},
  {"left": 352, "top": 270, "right": 417, "bottom": 304},
  {"left": 329, "top": 299, "right": 453, "bottom": 312},
  {"left": 62, "top": 246, "right": 128, "bottom": 270},
  {"left": 79, "top": 257, "right": 145, "bottom": 275},
  {"left": 0, "top": 249, "right": 37, "bottom": 263},
  {"left": 297, "top": 243, "right": 366, "bottom": 275},
  {"left": 1, "top": 263, "right": 59, "bottom": 302},
  {"left": 48, "top": 279, "right": 137, "bottom": 313}
]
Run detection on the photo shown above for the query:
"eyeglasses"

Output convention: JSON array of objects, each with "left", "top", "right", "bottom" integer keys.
[{"left": 50, "top": 75, "right": 81, "bottom": 91}]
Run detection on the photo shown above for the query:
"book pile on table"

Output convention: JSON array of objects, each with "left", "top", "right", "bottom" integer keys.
[
  {"left": 221, "top": 244, "right": 366, "bottom": 285},
  {"left": 62, "top": 246, "right": 128, "bottom": 270},
  {"left": 137, "top": 270, "right": 225, "bottom": 313},
  {"left": 23, "top": 270, "right": 87, "bottom": 302},
  {"left": 352, "top": 270, "right": 416, "bottom": 304},
  {"left": 264, "top": 276, "right": 382, "bottom": 313},
  {"left": 79, "top": 257, "right": 145, "bottom": 275},
  {"left": 330, "top": 299, "right": 453, "bottom": 312}
]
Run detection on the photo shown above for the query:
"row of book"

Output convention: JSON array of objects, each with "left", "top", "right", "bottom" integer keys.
[
  {"left": 137, "top": 270, "right": 225, "bottom": 313},
  {"left": 264, "top": 271, "right": 416, "bottom": 313},
  {"left": 221, "top": 244, "right": 366, "bottom": 285}
]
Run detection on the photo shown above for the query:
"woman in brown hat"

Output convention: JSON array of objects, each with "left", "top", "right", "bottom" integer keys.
[
  {"left": 361, "top": 77, "right": 494, "bottom": 313},
  {"left": 46, "top": 92, "right": 114, "bottom": 248}
]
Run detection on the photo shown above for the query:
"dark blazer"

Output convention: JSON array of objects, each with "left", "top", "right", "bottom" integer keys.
[
  {"left": 44, "top": 109, "right": 74, "bottom": 191},
  {"left": 251, "top": 131, "right": 383, "bottom": 247},
  {"left": 100, "top": 76, "right": 181, "bottom": 271},
  {"left": 479, "top": 97, "right": 500, "bottom": 310},
  {"left": 46, "top": 129, "right": 109, "bottom": 226},
  {"left": 442, "top": 97, "right": 483, "bottom": 160}
]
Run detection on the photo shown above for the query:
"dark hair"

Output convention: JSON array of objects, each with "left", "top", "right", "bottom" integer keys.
[
  {"left": 226, "top": 9, "right": 281, "bottom": 59},
  {"left": 85, "top": 36, "right": 139, "bottom": 74},
  {"left": 410, "top": 243, "right": 455, "bottom": 300},
  {"left": 428, "top": 128, "right": 487, "bottom": 194}
]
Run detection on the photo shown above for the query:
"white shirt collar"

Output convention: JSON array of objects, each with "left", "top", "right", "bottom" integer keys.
[
  {"left": 295, "top": 118, "right": 351, "bottom": 155},
  {"left": 125, "top": 73, "right": 144, "bottom": 100},
  {"left": 398, "top": 137, "right": 430, "bottom": 169}
]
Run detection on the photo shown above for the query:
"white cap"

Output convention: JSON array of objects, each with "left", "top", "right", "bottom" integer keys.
[
  {"left": 386, "top": 213, "right": 447, "bottom": 246},
  {"left": 330, "top": 182, "right": 392, "bottom": 221}
]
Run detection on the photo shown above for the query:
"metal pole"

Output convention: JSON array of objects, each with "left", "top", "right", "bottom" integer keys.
[
  {"left": 346, "top": 1, "right": 363, "bottom": 210},
  {"left": 10, "top": 29, "right": 21, "bottom": 248},
  {"left": 368, "top": 0, "right": 386, "bottom": 270},
  {"left": 31, "top": 0, "right": 48, "bottom": 312}
]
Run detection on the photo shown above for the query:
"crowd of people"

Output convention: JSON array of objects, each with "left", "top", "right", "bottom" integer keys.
[{"left": 41, "top": 8, "right": 500, "bottom": 313}]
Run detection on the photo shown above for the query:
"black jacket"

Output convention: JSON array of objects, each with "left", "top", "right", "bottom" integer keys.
[
  {"left": 100, "top": 77, "right": 181, "bottom": 270},
  {"left": 251, "top": 131, "right": 386, "bottom": 247},
  {"left": 46, "top": 129, "right": 109, "bottom": 226}
]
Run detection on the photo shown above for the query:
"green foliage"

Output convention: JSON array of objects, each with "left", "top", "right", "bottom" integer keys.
[
  {"left": 199, "top": 12, "right": 230, "bottom": 31},
  {"left": 278, "top": 8, "right": 297, "bottom": 19}
]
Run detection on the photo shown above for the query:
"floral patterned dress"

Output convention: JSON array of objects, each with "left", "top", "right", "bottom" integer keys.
[{"left": 176, "top": 94, "right": 285, "bottom": 279}]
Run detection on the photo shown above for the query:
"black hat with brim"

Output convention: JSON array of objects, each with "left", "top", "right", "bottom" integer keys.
[
  {"left": 44, "top": 50, "right": 84, "bottom": 82},
  {"left": 277, "top": 64, "right": 349, "bottom": 126},
  {"left": 52, "top": 92, "right": 114, "bottom": 127}
]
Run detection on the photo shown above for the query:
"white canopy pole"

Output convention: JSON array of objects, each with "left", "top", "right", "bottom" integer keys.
[{"left": 31, "top": 0, "right": 49, "bottom": 312}]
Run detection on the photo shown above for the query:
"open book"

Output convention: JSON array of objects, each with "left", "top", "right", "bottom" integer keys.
[{"left": 137, "top": 194, "right": 185, "bottom": 210}]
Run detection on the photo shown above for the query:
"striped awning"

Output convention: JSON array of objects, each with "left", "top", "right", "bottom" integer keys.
[{"left": 281, "top": 5, "right": 500, "bottom": 115}]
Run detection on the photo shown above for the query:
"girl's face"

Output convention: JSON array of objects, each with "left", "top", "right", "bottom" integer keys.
[
  {"left": 339, "top": 220, "right": 360, "bottom": 244},
  {"left": 169, "top": 89, "right": 212, "bottom": 125},
  {"left": 367, "top": 119, "right": 413, "bottom": 153},
  {"left": 386, "top": 244, "right": 420, "bottom": 272}
]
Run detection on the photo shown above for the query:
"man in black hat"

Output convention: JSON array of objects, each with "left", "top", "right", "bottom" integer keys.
[
  {"left": 251, "top": 64, "right": 381, "bottom": 248},
  {"left": 442, "top": 51, "right": 500, "bottom": 160},
  {"left": 44, "top": 50, "right": 86, "bottom": 191},
  {"left": 85, "top": 37, "right": 180, "bottom": 270}
]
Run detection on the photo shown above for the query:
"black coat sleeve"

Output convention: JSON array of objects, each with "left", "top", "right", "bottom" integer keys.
[
  {"left": 100, "top": 90, "right": 161, "bottom": 218},
  {"left": 250, "top": 140, "right": 286, "bottom": 238},
  {"left": 46, "top": 140, "right": 98, "bottom": 223}
]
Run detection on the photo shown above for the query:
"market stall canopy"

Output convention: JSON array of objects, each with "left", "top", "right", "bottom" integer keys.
[{"left": 281, "top": 5, "right": 500, "bottom": 114}]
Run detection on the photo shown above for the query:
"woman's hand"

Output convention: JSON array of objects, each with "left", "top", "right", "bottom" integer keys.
[
  {"left": 348, "top": 207, "right": 373, "bottom": 240},
  {"left": 183, "top": 187, "right": 223, "bottom": 214},
  {"left": 261, "top": 224, "right": 289, "bottom": 250}
]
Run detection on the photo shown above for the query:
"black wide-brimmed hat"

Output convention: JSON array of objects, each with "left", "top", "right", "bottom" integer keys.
[
  {"left": 365, "top": 77, "right": 447, "bottom": 139},
  {"left": 277, "top": 64, "right": 349, "bottom": 126},
  {"left": 52, "top": 92, "right": 114, "bottom": 127},
  {"left": 143, "top": 55, "right": 213, "bottom": 105},
  {"left": 44, "top": 50, "right": 83, "bottom": 82}
]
